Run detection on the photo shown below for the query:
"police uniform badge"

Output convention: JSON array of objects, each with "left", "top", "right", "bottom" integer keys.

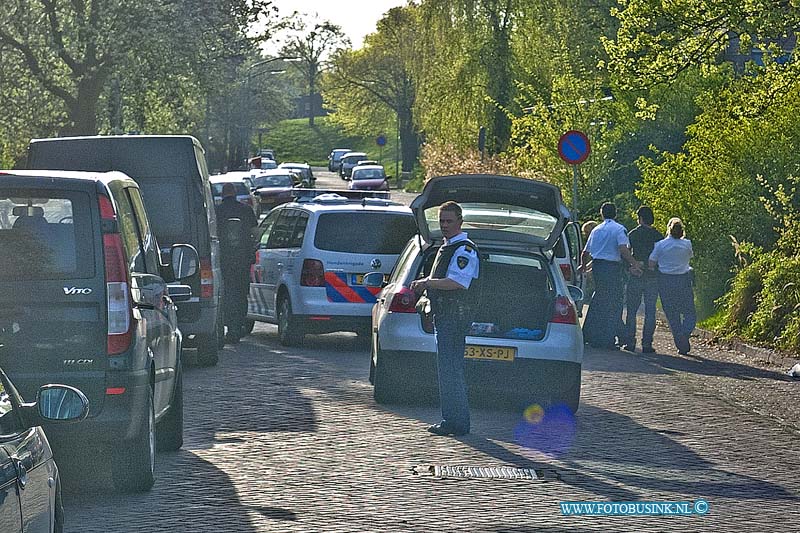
[{"left": 457, "top": 256, "right": 469, "bottom": 269}]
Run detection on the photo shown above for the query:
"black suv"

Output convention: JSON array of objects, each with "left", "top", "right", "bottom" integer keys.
[
  {"left": 27, "top": 135, "right": 223, "bottom": 366},
  {"left": 0, "top": 170, "right": 198, "bottom": 492}
]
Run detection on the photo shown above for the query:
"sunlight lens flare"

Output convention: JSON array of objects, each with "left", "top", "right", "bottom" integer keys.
[{"left": 514, "top": 403, "right": 577, "bottom": 456}]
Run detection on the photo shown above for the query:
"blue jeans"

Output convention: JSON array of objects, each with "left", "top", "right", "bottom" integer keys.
[
  {"left": 433, "top": 314, "right": 471, "bottom": 432},
  {"left": 622, "top": 274, "right": 659, "bottom": 347},
  {"left": 583, "top": 259, "right": 624, "bottom": 348},
  {"left": 658, "top": 272, "right": 696, "bottom": 349}
]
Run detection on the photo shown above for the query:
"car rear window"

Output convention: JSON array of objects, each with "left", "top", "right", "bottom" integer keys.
[
  {"left": 0, "top": 189, "right": 95, "bottom": 280},
  {"left": 352, "top": 169, "right": 385, "bottom": 180},
  {"left": 211, "top": 182, "right": 248, "bottom": 196},
  {"left": 252, "top": 175, "right": 293, "bottom": 188},
  {"left": 314, "top": 212, "right": 416, "bottom": 254},
  {"left": 134, "top": 178, "right": 191, "bottom": 245}
]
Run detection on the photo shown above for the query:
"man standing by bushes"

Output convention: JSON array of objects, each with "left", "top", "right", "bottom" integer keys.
[{"left": 620, "top": 206, "right": 663, "bottom": 353}]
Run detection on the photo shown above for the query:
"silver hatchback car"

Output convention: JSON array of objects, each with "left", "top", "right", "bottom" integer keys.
[{"left": 369, "top": 175, "right": 584, "bottom": 412}]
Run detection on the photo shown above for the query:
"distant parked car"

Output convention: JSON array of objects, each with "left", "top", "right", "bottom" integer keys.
[
  {"left": 0, "top": 169, "right": 198, "bottom": 492},
  {"left": 355, "top": 160, "right": 379, "bottom": 167},
  {"left": 250, "top": 170, "right": 300, "bottom": 211},
  {"left": 339, "top": 152, "right": 368, "bottom": 179},
  {"left": 349, "top": 165, "right": 390, "bottom": 191},
  {"left": 328, "top": 148, "right": 351, "bottom": 172},
  {"left": 278, "top": 162, "right": 315, "bottom": 187},
  {"left": 210, "top": 173, "right": 261, "bottom": 217},
  {"left": 0, "top": 365, "right": 88, "bottom": 533}
]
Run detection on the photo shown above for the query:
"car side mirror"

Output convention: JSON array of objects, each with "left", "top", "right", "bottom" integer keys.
[
  {"left": 171, "top": 244, "right": 199, "bottom": 280},
  {"left": 36, "top": 385, "right": 89, "bottom": 422},
  {"left": 567, "top": 285, "right": 584, "bottom": 303},
  {"left": 363, "top": 271, "right": 386, "bottom": 288}
]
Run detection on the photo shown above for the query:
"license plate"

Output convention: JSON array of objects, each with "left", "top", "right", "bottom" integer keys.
[{"left": 464, "top": 345, "right": 516, "bottom": 361}]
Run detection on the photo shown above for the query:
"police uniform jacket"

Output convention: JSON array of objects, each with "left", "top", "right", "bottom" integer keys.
[{"left": 427, "top": 232, "right": 480, "bottom": 318}]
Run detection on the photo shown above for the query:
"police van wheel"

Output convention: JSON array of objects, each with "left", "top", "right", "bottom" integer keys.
[
  {"left": 278, "top": 297, "right": 303, "bottom": 346},
  {"left": 244, "top": 319, "right": 255, "bottom": 335},
  {"left": 373, "top": 353, "right": 402, "bottom": 404},
  {"left": 196, "top": 331, "right": 219, "bottom": 367}
]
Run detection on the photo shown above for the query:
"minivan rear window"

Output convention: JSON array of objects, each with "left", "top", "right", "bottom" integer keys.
[
  {"left": 0, "top": 190, "right": 94, "bottom": 280},
  {"left": 314, "top": 213, "right": 416, "bottom": 254},
  {"left": 135, "top": 178, "right": 191, "bottom": 245}
]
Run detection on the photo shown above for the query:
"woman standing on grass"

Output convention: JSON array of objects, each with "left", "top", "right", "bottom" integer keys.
[{"left": 649, "top": 217, "right": 695, "bottom": 355}]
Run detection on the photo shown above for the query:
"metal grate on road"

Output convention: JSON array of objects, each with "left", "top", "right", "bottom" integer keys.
[{"left": 413, "top": 464, "right": 559, "bottom": 481}]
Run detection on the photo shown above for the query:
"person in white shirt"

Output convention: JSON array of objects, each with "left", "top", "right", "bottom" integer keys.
[
  {"left": 649, "top": 217, "right": 695, "bottom": 354},
  {"left": 579, "top": 202, "right": 642, "bottom": 349}
]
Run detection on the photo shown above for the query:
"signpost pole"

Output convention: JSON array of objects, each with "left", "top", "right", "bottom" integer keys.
[{"left": 572, "top": 165, "right": 579, "bottom": 221}]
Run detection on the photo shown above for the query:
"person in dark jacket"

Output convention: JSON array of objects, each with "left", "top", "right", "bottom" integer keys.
[
  {"left": 620, "top": 206, "right": 663, "bottom": 353},
  {"left": 216, "top": 183, "right": 258, "bottom": 343},
  {"left": 411, "top": 201, "right": 479, "bottom": 437}
]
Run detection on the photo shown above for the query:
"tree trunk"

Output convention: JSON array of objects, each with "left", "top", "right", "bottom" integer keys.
[
  {"left": 398, "top": 109, "right": 418, "bottom": 173},
  {"left": 60, "top": 74, "right": 107, "bottom": 136}
]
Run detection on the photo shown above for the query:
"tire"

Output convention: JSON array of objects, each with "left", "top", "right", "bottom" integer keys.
[
  {"left": 277, "top": 297, "right": 303, "bottom": 346},
  {"left": 216, "top": 315, "right": 225, "bottom": 349},
  {"left": 373, "top": 351, "right": 401, "bottom": 405},
  {"left": 156, "top": 361, "right": 184, "bottom": 451},
  {"left": 196, "top": 325, "right": 220, "bottom": 367},
  {"left": 54, "top": 477, "right": 64, "bottom": 533},
  {"left": 112, "top": 391, "right": 156, "bottom": 493},
  {"left": 244, "top": 319, "right": 255, "bottom": 335}
]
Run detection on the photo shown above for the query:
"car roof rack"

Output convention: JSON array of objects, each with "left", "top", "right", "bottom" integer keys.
[{"left": 291, "top": 188, "right": 398, "bottom": 205}]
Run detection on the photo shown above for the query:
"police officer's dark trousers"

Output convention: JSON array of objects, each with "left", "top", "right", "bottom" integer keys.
[
  {"left": 658, "top": 272, "right": 696, "bottom": 351},
  {"left": 433, "top": 312, "right": 471, "bottom": 433},
  {"left": 583, "top": 259, "right": 624, "bottom": 349},
  {"left": 222, "top": 259, "right": 250, "bottom": 339}
]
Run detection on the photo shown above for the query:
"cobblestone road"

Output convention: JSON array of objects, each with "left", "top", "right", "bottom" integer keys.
[{"left": 60, "top": 318, "right": 799, "bottom": 532}]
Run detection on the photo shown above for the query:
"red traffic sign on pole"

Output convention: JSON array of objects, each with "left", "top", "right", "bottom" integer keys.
[{"left": 558, "top": 130, "right": 591, "bottom": 165}]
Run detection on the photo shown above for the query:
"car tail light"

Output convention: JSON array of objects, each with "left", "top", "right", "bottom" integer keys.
[
  {"left": 301, "top": 259, "right": 325, "bottom": 287},
  {"left": 559, "top": 263, "right": 572, "bottom": 281},
  {"left": 200, "top": 258, "right": 214, "bottom": 299},
  {"left": 388, "top": 287, "right": 417, "bottom": 313},
  {"left": 550, "top": 295, "right": 578, "bottom": 325},
  {"left": 99, "top": 195, "right": 133, "bottom": 355}
]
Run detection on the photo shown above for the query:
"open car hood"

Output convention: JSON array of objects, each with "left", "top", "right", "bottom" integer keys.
[{"left": 410, "top": 174, "right": 571, "bottom": 249}]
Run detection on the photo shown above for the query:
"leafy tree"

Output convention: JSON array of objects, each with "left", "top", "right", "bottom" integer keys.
[
  {"left": 0, "top": 0, "right": 278, "bottom": 142},
  {"left": 325, "top": 6, "right": 420, "bottom": 173},
  {"left": 280, "top": 17, "right": 349, "bottom": 126}
]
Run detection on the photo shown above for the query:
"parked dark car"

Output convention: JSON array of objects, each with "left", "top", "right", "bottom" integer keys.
[
  {"left": 0, "top": 366, "right": 88, "bottom": 533},
  {"left": 27, "top": 135, "right": 223, "bottom": 366},
  {"left": 339, "top": 152, "right": 368, "bottom": 179},
  {"left": 328, "top": 148, "right": 351, "bottom": 172},
  {"left": 0, "top": 169, "right": 198, "bottom": 492}
]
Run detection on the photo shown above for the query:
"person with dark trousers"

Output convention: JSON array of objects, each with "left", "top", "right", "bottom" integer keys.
[
  {"left": 579, "top": 202, "right": 641, "bottom": 349},
  {"left": 649, "top": 217, "right": 695, "bottom": 355},
  {"left": 620, "top": 206, "right": 663, "bottom": 353},
  {"left": 216, "top": 183, "right": 258, "bottom": 343},
  {"left": 411, "top": 201, "right": 479, "bottom": 437}
]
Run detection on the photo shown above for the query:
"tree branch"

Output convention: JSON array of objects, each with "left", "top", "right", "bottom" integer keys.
[{"left": 40, "top": 0, "right": 82, "bottom": 74}]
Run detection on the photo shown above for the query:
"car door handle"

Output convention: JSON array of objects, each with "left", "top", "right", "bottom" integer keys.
[{"left": 12, "top": 458, "right": 27, "bottom": 489}]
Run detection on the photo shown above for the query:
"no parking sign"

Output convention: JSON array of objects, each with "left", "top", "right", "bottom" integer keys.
[{"left": 558, "top": 130, "right": 591, "bottom": 165}]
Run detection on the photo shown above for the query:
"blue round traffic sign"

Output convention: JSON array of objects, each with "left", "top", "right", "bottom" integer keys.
[
  {"left": 558, "top": 130, "right": 591, "bottom": 164},
  {"left": 376, "top": 135, "right": 387, "bottom": 147}
]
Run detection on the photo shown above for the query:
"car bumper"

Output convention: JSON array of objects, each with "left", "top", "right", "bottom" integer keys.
[
  {"left": 176, "top": 298, "right": 219, "bottom": 338},
  {"left": 42, "top": 368, "right": 151, "bottom": 444},
  {"left": 376, "top": 312, "right": 584, "bottom": 364}
]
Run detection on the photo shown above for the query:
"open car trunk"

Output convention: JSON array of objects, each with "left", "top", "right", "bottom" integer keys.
[{"left": 419, "top": 246, "right": 554, "bottom": 341}]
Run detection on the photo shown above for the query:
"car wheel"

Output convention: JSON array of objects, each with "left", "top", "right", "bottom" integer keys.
[
  {"left": 54, "top": 476, "right": 65, "bottom": 533},
  {"left": 244, "top": 319, "right": 256, "bottom": 335},
  {"left": 156, "top": 360, "right": 184, "bottom": 451},
  {"left": 112, "top": 390, "right": 156, "bottom": 493},
  {"left": 196, "top": 323, "right": 220, "bottom": 367},
  {"left": 278, "top": 297, "right": 303, "bottom": 346},
  {"left": 373, "top": 349, "right": 402, "bottom": 405}
]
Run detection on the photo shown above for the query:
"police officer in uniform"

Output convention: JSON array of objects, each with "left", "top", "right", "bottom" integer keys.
[
  {"left": 411, "top": 201, "right": 479, "bottom": 437},
  {"left": 216, "top": 183, "right": 258, "bottom": 343}
]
